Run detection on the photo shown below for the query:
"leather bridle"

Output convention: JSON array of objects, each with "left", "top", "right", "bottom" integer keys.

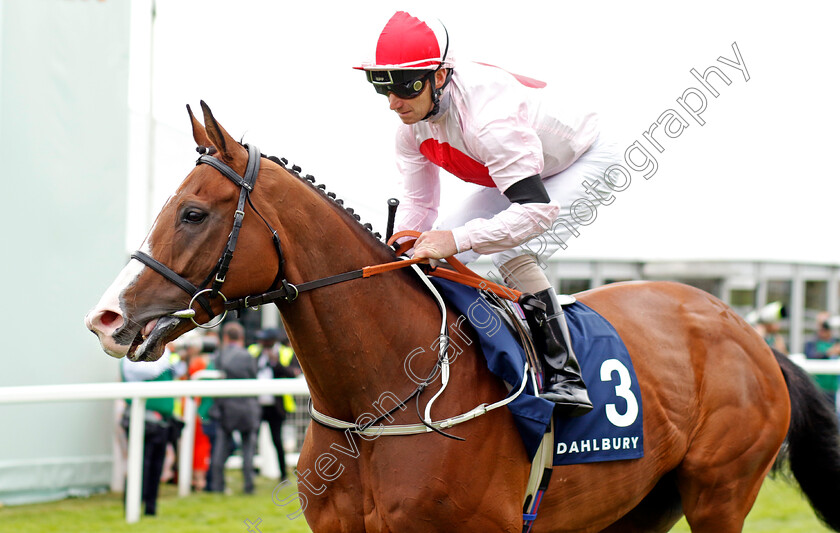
[
  {"left": 131, "top": 142, "right": 522, "bottom": 329},
  {"left": 131, "top": 143, "right": 286, "bottom": 328}
]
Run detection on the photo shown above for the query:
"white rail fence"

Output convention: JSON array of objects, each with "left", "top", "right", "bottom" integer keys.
[
  {"left": 0, "top": 356, "right": 836, "bottom": 523},
  {"left": 0, "top": 376, "right": 309, "bottom": 523}
]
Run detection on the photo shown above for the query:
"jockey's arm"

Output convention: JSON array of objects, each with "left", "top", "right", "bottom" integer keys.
[
  {"left": 396, "top": 120, "right": 560, "bottom": 259},
  {"left": 393, "top": 126, "right": 440, "bottom": 236},
  {"left": 444, "top": 110, "right": 561, "bottom": 256},
  {"left": 413, "top": 175, "right": 554, "bottom": 259}
]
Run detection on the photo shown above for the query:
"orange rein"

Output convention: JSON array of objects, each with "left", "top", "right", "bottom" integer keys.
[{"left": 360, "top": 230, "right": 523, "bottom": 302}]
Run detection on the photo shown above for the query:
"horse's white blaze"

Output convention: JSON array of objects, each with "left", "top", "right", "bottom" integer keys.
[{"left": 84, "top": 255, "right": 146, "bottom": 358}]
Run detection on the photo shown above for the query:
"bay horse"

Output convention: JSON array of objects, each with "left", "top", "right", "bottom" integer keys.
[{"left": 86, "top": 102, "right": 840, "bottom": 532}]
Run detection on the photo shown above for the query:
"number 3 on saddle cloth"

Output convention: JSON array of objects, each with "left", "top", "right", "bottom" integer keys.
[{"left": 430, "top": 278, "right": 644, "bottom": 465}]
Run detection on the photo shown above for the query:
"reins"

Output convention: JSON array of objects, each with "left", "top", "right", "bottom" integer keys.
[
  {"left": 133, "top": 141, "right": 522, "bottom": 327},
  {"left": 224, "top": 230, "right": 523, "bottom": 313},
  {"left": 308, "top": 257, "right": 536, "bottom": 440}
]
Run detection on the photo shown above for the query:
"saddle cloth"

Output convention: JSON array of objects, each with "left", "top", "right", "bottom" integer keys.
[{"left": 430, "top": 278, "right": 644, "bottom": 465}]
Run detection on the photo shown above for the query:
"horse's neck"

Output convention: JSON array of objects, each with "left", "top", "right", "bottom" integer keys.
[{"left": 273, "top": 190, "right": 442, "bottom": 418}]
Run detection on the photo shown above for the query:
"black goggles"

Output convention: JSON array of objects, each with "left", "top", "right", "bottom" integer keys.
[{"left": 366, "top": 70, "right": 432, "bottom": 99}]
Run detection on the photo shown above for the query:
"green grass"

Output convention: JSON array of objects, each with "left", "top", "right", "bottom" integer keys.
[
  {"left": 0, "top": 471, "right": 311, "bottom": 533},
  {"left": 671, "top": 472, "right": 832, "bottom": 532},
  {"left": 0, "top": 471, "right": 832, "bottom": 532}
]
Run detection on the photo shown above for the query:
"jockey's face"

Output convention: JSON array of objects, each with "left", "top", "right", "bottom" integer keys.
[{"left": 388, "top": 69, "right": 447, "bottom": 125}]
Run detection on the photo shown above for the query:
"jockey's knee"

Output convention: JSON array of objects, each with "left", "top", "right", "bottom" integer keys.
[{"left": 499, "top": 254, "right": 551, "bottom": 294}]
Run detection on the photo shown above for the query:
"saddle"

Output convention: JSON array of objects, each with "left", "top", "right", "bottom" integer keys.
[
  {"left": 337, "top": 232, "right": 643, "bottom": 530},
  {"left": 429, "top": 278, "right": 644, "bottom": 532},
  {"left": 430, "top": 277, "right": 561, "bottom": 531}
]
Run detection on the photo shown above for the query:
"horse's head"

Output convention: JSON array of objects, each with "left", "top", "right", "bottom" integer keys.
[{"left": 85, "top": 102, "right": 286, "bottom": 361}]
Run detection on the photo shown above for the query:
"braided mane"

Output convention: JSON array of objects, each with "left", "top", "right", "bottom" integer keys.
[{"left": 261, "top": 153, "right": 396, "bottom": 257}]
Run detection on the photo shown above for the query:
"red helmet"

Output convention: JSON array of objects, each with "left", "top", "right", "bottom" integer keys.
[{"left": 355, "top": 11, "right": 453, "bottom": 71}]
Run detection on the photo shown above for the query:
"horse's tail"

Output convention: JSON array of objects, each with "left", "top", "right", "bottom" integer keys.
[{"left": 772, "top": 348, "right": 840, "bottom": 531}]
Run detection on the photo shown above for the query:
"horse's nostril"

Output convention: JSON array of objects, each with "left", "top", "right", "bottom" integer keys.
[{"left": 99, "top": 310, "right": 122, "bottom": 328}]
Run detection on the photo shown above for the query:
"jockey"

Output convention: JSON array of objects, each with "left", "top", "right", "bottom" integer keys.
[{"left": 357, "top": 11, "right": 619, "bottom": 417}]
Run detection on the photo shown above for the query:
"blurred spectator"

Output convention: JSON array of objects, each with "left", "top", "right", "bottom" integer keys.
[
  {"left": 209, "top": 322, "right": 260, "bottom": 495},
  {"left": 120, "top": 348, "right": 183, "bottom": 516},
  {"left": 804, "top": 311, "right": 840, "bottom": 409},
  {"left": 203, "top": 329, "right": 220, "bottom": 353},
  {"left": 169, "top": 340, "right": 188, "bottom": 381},
  {"left": 160, "top": 342, "right": 183, "bottom": 485},
  {"left": 177, "top": 331, "right": 213, "bottom": 491},
  {"left": 190, "top": 336, "right": 221, "bottom": 493},
  {"left": 248, "top": 327, "right": 301, "bottom": 481},
  {"left": 748, "top": 301, "right": 788, "bottom": 354}
]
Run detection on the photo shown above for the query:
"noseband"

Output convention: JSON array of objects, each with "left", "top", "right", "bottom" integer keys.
[{"left": 131, "top": 143, "right": 286, "bottom": 328}]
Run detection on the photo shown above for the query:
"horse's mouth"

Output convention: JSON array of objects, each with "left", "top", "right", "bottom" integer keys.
[{"left": 127, "top": 315, "right": 183, "bottom": 362}]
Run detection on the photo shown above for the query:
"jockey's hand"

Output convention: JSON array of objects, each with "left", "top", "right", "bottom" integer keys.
[{"left": 414, "top": 230, "right": 457, "bottom": 259}]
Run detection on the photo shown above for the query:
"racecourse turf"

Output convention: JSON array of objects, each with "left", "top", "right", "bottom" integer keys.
[{"left": 0, "top": 470, "right": 831, "bottom": 532}]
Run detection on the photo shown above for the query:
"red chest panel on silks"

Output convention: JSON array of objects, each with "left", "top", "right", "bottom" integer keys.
[{"left": 418, "top": 138, "right": 496, "bottom": 188}]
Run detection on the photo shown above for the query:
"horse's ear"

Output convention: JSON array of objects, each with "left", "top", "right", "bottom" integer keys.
[
  {"left": 200, "top": 100, "right": 241, "bottom": 163},
  {"left": 186, "top": 104, "right": 212, "bottom": 149}
]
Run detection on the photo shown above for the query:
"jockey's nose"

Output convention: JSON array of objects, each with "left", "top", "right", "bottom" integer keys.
[{"left": 388, "top": 93, "right": 403, "bottom": 110}]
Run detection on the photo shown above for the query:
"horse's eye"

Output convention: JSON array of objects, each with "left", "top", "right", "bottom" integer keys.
[{"left": 183, "top": 209, "right": 207, "bottom": 224}]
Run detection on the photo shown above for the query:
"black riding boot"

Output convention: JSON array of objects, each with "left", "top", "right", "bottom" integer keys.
[{"left": 522, "top": 289, "right": 593, "bottom": 417}]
